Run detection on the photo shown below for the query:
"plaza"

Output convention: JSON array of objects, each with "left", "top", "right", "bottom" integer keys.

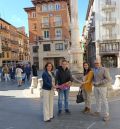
[{"left": 0, "top": 78, "right": 120, "bottom": 129}]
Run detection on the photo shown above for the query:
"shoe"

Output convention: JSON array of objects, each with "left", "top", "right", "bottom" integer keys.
[
  {"left": 91, "top": 112, "right": 100, "bottom": 117},
  {"left": 45, "top": 119, "right": 51, "bottom": 122},
  {"left": 82, "top": 107, "right": 88, "bottom": 113},
  {"left": 51, "top": 116, "right": 54, "bottom": 119},
  {"left": 65, "top": 109, "right": 71, "bottom": 114},
  {"left": 84, "top": 107, "right": 91, "bottom": 113},
  {"left": 58, "top": 110, "right": 62, "bottom": 116},
  {"left": 103, "top": 115, "right": 110, "bottom": 121}
]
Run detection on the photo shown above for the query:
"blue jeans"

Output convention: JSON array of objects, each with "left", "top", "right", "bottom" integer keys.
[{"left": 58, "top": 89, "right": 70, "bottom": 111}]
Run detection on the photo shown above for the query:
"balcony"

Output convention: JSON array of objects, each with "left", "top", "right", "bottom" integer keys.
[
  {"left": 102, "top": 1, "right": 116, "bottom": 11},
  {"left": 99, "top": 42, "right": 119, "bottom": 54},
  {"left": 41, "top": 23, "right": 50, "bottom": 29},
  {"left": 102, "top": 18, "right": 116, "bottom": 26},
  {"left": 53, "top": 21, "right": 62, "bottom": 27},
  {"left": 2, "top": 45, "right": 11, "bottom": 51},
  {"left": 0, "top": 26, "right": 9, "bottom": 33},
  {"left": 102, "top": 34, "right": 117, "bottom": 41}
]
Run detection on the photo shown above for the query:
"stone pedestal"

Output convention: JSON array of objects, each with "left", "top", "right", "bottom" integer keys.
[
  {"left": 30, "top": 77, "right": 38, "bottom": 94},
  {"left": 113, "top": 75, "right": 120, "bottom": 89}
]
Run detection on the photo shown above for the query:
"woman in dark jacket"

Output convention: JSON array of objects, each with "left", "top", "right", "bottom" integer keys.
[{"left": 42, "top": 62, "right": 55, "bottom": 122}]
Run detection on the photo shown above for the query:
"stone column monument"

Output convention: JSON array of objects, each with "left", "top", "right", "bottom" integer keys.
[{"left": 69, "top": 0, "right": 83, "bottom": 73}]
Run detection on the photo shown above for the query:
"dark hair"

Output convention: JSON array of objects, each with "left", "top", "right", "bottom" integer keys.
[
  {"left": 83, "top": 62, "right": 91, "bottom": 76},
  {"left": 44, "top": 62, "right": 54, "bottom": 71},
  {"left": 62, "top": 59, "right": 68, "bottom": 63}
]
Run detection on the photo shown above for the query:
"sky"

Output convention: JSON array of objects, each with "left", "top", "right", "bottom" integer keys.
[{"left": 0, "top": 0, "right": 89, "bottom": 35}]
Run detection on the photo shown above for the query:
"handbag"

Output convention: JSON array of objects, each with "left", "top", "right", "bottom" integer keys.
[{"left": 76, "top": 88, "right": 84, "bottom": 103}]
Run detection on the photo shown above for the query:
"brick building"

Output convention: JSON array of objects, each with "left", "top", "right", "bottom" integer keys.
[
  {"left": 0, "top": 18, "right": 30, "bottom": 66},
  {"left": 24, "top": 0, "right": 71, "bottom": 69}
]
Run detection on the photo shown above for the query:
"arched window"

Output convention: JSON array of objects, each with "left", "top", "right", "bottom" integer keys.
[
  {"left": 48, "top": 4, "right": 54, "bottom": 11},
  {"left": 55, "top": 3, "right": 60, "bottom": 11},
  {"left": 42, "top": 4, "right": 48, "bottom": 12}
]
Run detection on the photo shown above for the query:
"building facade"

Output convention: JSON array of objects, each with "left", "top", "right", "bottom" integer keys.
[
  {"left": 84, "top": 0, "right": 120, "bottom": 68},
  {"left": 24, "top": 0, "right": 71, "bottom": 69},
  {"left": 0, "top": 18, "right": 30, "bottom": 66}
]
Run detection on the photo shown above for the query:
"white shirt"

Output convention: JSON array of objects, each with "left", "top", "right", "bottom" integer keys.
[{"left": 16, "top": 68, "right": 23, "bottom": 77}]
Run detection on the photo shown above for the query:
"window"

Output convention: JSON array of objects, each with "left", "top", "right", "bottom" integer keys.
[
  {"left": 33, "top": 46, "right": 38, "bottom": 53},
  {"left": 42, "top": 17, "right": 49, "bottom": 27},
  {"left": 33, "top": 57, "right": 39, "bottom": 62},
  {"left": 6, "top": 52, "right": 9, "bottom": 58},
  {"left": 55, "top": 16, "right": 62, "bottom": 26},
  {"left": 32, "top": 12, "right": 36, "bottom": 18},
  {"left": 42, "top": 4, "right": 48, "bottom": 12},
  {"left": 43, "top": 44, "right": 51, "bottom": 51},
  {"left": 32, "top": 23, "right": 37, "bottom": 30},
  {"left": 55, "top": 29, "right": 62, "bottom": 39},
  {"left": 55, "top": 3, "right": 60, "bottom": 11},
  {"left": 48, "top": 4, "right": 54, "bottom": 11},
  {"left": 44, "top": 30, "right": 49, "bottom": 39},
  {"left": 64, "top": 44, "right": 68, "bottom": 50},
  {"left": 43, "top": 17, "right": 49, "bottom": 23},
  {"left": 55, "top": 43, "right": 63, "bottom": 50}
]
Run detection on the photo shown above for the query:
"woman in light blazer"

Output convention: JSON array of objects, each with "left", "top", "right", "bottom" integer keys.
[
  {"left": 42, "top": 62, "right": 55, "bottom": 122},
  {"left": 81, "top": 62, "right": 94, "bottom": 113}
]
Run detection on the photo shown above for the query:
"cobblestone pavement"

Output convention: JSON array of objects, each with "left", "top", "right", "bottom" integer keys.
[{"left": 0, "top": 80, "right": 120, "bottom": 129}]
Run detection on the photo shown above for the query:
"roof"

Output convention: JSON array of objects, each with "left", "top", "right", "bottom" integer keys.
[{"left": 0, "top": 18, "right": 11, "bottom": 25}]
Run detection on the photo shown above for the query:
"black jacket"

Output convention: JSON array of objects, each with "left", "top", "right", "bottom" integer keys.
[{"left": 55, "top": 67, "right": 73, "bottom": 85}]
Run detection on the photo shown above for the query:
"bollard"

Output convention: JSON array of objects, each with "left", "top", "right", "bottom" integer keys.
[
  {"left": 37, "top": 78, "right": 43, "bottom": 97},
  {"left": 113, "top": 75, "right": 120, "bottom": 89},
  {"left": 30, "top": 77, "right": 38, "bottom": 94}
]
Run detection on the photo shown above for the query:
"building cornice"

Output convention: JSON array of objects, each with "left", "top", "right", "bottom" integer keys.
[
  {"left": 24, "top": 7, "right": 36, "bottom": 12},
  {"left": 31, "top": 0, "right": 71, "bottom": 15}
]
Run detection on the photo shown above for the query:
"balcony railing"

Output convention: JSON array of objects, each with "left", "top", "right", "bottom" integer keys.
[
  {"left": 41, "top": 23, "right": 50, "bottom": 28},
  {"left": 102, "top": 34, "right": 117, "bottom": 40},
  {"left": 53, "top": 21, "right": 62, "bottom": 27},
  {"left": 102, "top": 1, "right": 116, "bottom": 11},
  {"left": 102, "top": 18, "right": 116, "bottom": 26},
  {"left": 99, "top": 42, "right": 119, "bottom": 53},
  {"left": 2, "top": 45, "right": 11, "bottom": 51}
]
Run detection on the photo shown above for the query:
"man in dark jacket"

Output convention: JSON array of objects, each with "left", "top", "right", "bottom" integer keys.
[
  {"left": 56, "top": 60, "right": 73, "bottom": 115},
  {"left": 32, "top": 64, "right": 38, "bottom": 77}
]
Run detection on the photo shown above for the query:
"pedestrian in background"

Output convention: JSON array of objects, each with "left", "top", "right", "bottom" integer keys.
[
  {"left": 0, "top": 66, "right": 2, "bottom": 82},
  {"left": 2, "top": 65, "right": 10, "bottom": 82},
  {"left": 16, "top": 65, "right": 23, "bottom": 87},
  {"left": 42, "top": 62, "right": 55, "bottom": 122},
  {"left": 92, "top": 59, "right": 111, "bottom": 121},
  {"left": 32, "top": 63, "right": 38, "bottom": 77},
  {"left": 25, "top": 64, "right": 31, "bottom": 81},
  {"left": 9, "top": 65, "right": 16, "bottom": 80},
  {"left": 56, "top": 60, "right": 73, "bottom": 115},
  {"left": 81, "top": 62, "right": 93, "bottom": 113}
]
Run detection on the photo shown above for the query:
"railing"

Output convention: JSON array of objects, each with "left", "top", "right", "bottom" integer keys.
[
  {"left": 102, "top": 18, "right": 116, "bottom": 25},
  {"left": 99, "top": 42, "right": 119, "bottom": 53},
  {"left": 102, "top": 1, "right": 116, "bottom": 10},
  {"left": 53, "top": 21, "right": 62, "bottom": 27},
  {"left": 2, "top": 45, "right": 11, "bottom": 51},
  {"left": 105, "top": 1, "right": 116, "bottom": 5}
]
